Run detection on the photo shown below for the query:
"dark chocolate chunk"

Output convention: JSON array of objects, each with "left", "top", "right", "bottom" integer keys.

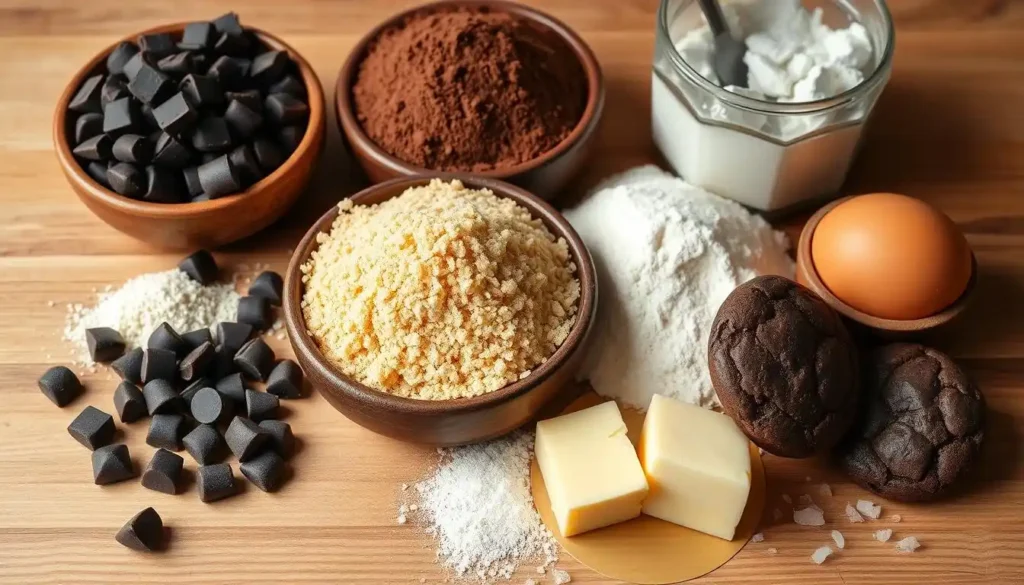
[
  {"left": 236, "top": 295, "right": 271, "bottom": 330},
  {"left": 179, "top": 341, "right": 215, "bottom": 382},
  {"left": 112, "top": 134, "right": 153, "bottom": 164},
  {"left": 75, "top": 112, "right": 104, "bottom": 144},
  {"left": 85, "top": 327, "right": 126, "bottom": 362},
  {"left": 191, "top": 386, "right": 234, "bottom": 425},
  {"left": 279, "top": 125, "right": 304, "bottom": 153},
  {"left": 210, "top": 343, "right": 237, "bottom": 379},
  {"left": 214, "top": 322, "right": 253, "bottom": 354},
  {"left": 146, "top": 414, "right": 187, "bottom": 450},
  {"left": 69, "top": 74, "right": 104, "bottom": 114},
  {"left": 234, "top": 338, "right": 275, "bottom": 381},
  {"left": 141, "top": 349, "right": 178, "bottom": 385},
  {"left": 181, "top": 327, "right": 213, "bottom": 349},
  {"left": 224, "top": 416, "right": 268, "bottom": 461},
  {"left": 268, "top": 75, "right": 306, "bottom": 98},
  {"left": 93, "top": 443, "right": 135, "bottom": 485},
  {"left": 103, "top": 97, "right": 141, "bottom": 136},
  {"left": 152, "top": 132, "right": 193, "bottom": 168},
  {"left": 107, "top": 162, "right": 145, "bottom": 198},
  {"left": 73, "top": 133, "right": 113, "bottom": 161},
  {"left": 178, "top": 249, "right": 218, "bottom": 285},
  {"left": 113, "top": 381, "right": 147, "bottom": 423},
  {"left": 212, "top": 12, "right": 245, "bottom": 36},
  {"left": 152, "top": 92, "right": 198, "bottom": 136},
  {"left": 250, "top": 50, "right": 288, "bottom": 85},
  {"left": 229, "top": 144, "right": 262, "bottom": 187},
  {"left": 180, "top": 22, "right": 215, "bottom": 51},
  {"left": 107, "top": 41, "right": 139, "bottom": 76},
  {"left": 140, "top": 103, "right": 158, "bottom": 129},
  {"left": 258, "top": 419, "right": 294, "bottom": 458},
  {"left": 122, "top": 51, "right": 149, "bottom": 81},
  {"left": 225, "top": 89, "right": 261, "bottom": 112},
  {"left": 248, "top": 271, "right": 283, "bottom": 306},
  {"left": 143, "top": 166, "right": 183, "bottom": 203},
  {"left": 183, "top": 424, "right": 226, "bottom": 465},
  {"left": 207, "top": 55, "right": 250, "bottom": 89},
  {"left": 240, "top": 450, "right": 286, "bottom": 492},
  {"left": 252, "top": 137, "right": 284, "bottom": 172},
  {"left": 115, "top": 507, "right": 164, "bottom": 552},
  {"left": 191, "top": 117, "right": 233, "bottom": 153},
  {"left": 214, "top": 33, "right": 251, "bottom": 58},
  {"left": 67, "top": 405, "right": 116, "bottom": 450},
  {"left": 196, "top": 154, "right": 240, "bottom": 198},
  {"left": 178, "top": 73, "right": 223, "bottom": 108},
  {"left": 111, "top": 347, "right": 144, "bottom": 384},
  {"left": 224, "top": 100, "right": 263, "bottom": 139},
  {"left": 128, "top": 64, "right": 172, "bottom": 105},
  {"left": 143, "top": 379, "right": 181, "bottom": 415},
  {"left": 245, "top": 389, "right": 279, "bottom": 423},
  {"left": 138, "top": 33, "right": 176, "bottom": 58},
  {"left": 264, "top": 93, "right": 308, "bottom": 125},
  {"left": 148, "top": 322, "right": 189, "bottom": 357},
  {"left": 201, "top": 152, "right": 219, "bottom": 164},
  {"left": 215, "top": 372, "right": 247, "bottom": 404},
  {"left": 183, "top": 166, "right": 203, "bottom": 197},
  {"left": 179, "top": 377, "right": 211, "bottom": 406},
  {"left": 101, "top": 75, "right": 130, "bottom": 106},
  {"left": 38, "top": 366, "right": 82, "bottom": 407},
  {"left": 266, "top": 359, "right": 303, "bottom": 399},
  {"left": 197, "top": 462, "right": 238, "bottom": 502},
  {"left": 156, "top": 52, "right": 194, "bottom": 76},
  {"left": 141, "top": 448, "right": 184, "bottom": 494},
  {"left": 87, "top": 161, "right": 111, "bottom": 188}
]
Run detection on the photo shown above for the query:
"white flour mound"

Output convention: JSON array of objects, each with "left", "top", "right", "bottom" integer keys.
[{"left": 564, "top": 165, "right": 793, "bottom": 409}]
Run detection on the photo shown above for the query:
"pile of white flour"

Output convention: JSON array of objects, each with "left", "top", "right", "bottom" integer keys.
[{"left": 565, "top": 166, "right": 793, "bottom": 409}]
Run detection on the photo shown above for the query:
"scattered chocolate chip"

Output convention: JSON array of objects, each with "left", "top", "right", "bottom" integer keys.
[
  {"left": 69, "top": 74, "right": 104, "bottom": 114},
  {"left": 100, "top": 76, "right": 131, "bottom": 106},
  {"left": 73, "top": 134, "right": 113, "bottom": 161},
  {"left": 152, "top": 132, "right": 193, "bottom": 168},
  {"left": 107, "top": 42, "right": 139, "bottom": 76},
  {"left": 115, "top": 507, "right": 164, "bottom": 551},
  {"left": 197, "top": 154, "right": 240, "bottom": 198},
  {"left": 252, "top": 136, "right": 285, "bottom": 172},
  {"left": 122, "top": 52, "right": 149, "bottom": 81},
  {"left": 147, "top": 414, "right": 187, "bottom": 450},
  {"left": 179, "top": 73, "right": 223, "bottom": 108},
  {"left": 214, "top": 33, "right": 251, "bottom": 58},
  {"left": 179, "top": 340, "right": 215, "bottom": 382},
  {"left": 75, "top": 112, "right": 104, "bottom": 144},
  {"left": 225, "top": 89, "right": 261, "bottom": 111},
  {"left": 258, "top": 419, "right": 294, "bottom": 458},
  {"left": 224, "top": 99, "right": 263, "bottom": 139},
  {"left": 85, "top": 327, "right": 126, "bottom": 362},
  {"left": 113, "top": 381, "right": 147, "bottom": 423},
  {"left": 240, "top": 449, "right": 286, "bottom": 492},
  {"left": 67, "top": 405, "right": 116, "bottom": 450},
  {"left": 268, "top": 75, "right": 305, "bottom": 98},
  {"left": 93, "top": 443, "right": 136, "bottom": 485},
  {"left": 107, "top": 162, "right": 145, "bottom": 198},
  {"left": 87, "top": 161, "right": 112, "bottom": 188},
  {"left": 111, "top": 134, "right": 154, "bottom": 165},
  {"left": 143, "top": 166, "right": 184, "bottom": 203},
  {"left": 250, "top": 50, "right": 288, "bottom": 85},
  {"left": 38, "top": 366, "right": 82, "bottom": 407},
  {"left": 178, "top": 249, "right": 218, "bottom": 285},
  {"left": 229, "top": 144, "right": 262, "bottom": 186},
  {"left": 152, "top": 92, "right": 198, "bottom": 136},
  {"left": 179, "top": 377, "right": 211, "bottom": 406},
  {"left": 180, "top": 22, "right": 216, "bottom": 51},
  {"left": 265, "top": 93, "right": 309, "bottom": 126},
  {"left": 197, "top": 462, "right": 238, "bottom": 502},
  {"left": 141, "top": 448, "right": 184, "bottom": 494},
  {"left": 237, "top": 295, "right": 271, "bottom": 330},
  {"left": 266, "top": 359, "right": 303, "bottom": 399},
  {"left": 215, "top": 372, "right": 247, "bottom": 404},
  {"left": 141, "top": 349, "right": 178, "bottom": 384},
  {"left": 234, "top": 338, "right": 275, "bottom": 381},
  {"left": 191, "top": 117, "right": 233, "bottom": 153},
  {"left": 103, "top": 97, "right": 141, "bottom": 137},
  {"left": 127, "top": 64, "right": 172, "bottom": 105},
  {"left": 183, "top": 424, "right": 226, "bottom": 465},
  {"left": 156, "top": 52, "right": 194, "bottom": 76},
  {"left": 183, "top": 166, "right": 203, "bottom": 197},
  {"left": 181, "top": 328, "right": 213, "bottom": 349},
  {"left": 245, "top": 389, "right": 279, "bottom": 422},
  {"left": 207, "top": 55, "right": 250, "bottom": 89},
  {"left": 215, "top": 322, "right": 253, "bottom": 354},
  {"left": 224, "top": 416, "right": 268, "bottom": 461},
  {"left": 143, "top": 379, "right": 181, "bottom": 415},
  {"left": 191, "top": 387, "right": 234, "bottom": 426},
  {"left": 111, "top": 347, "right": 144, "bottom": 385},
  {"left": 210, "top": 344, "right": 238, "bottom": 379},
  {"left": 137, "top": 33, "right": 176, "bottom": 58},
  {"left": 147, "top": 321, "right": 189, "bottom": 357},
  {"left": 248, "top": 271, "right": 283, "bottom": 306}
]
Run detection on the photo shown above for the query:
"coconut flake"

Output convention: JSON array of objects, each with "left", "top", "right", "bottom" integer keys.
[
  {"left": 811, "top": 546, "right": 833, "bottom": 564},
  {"left": 845, "top": 503, "right": 865, "bottom": 523},
  {"left": 794, "top": 507, "right": 825, "bottom": 526},
  {"left": 874, "top": 529, "right": 893, "bottom": 542},
  {"left": 895, "top": 536, "right": 920, "bottom": 552},
  {"left": 831, "top": 530, "right": 845, "bottom": 549},
  {"left": 856, "top": 499, "right": 882, "bottom": 519},
  {"left": 818, "top": 483, "right": 833, "bottom": 498},
  {"left": 751, "top": 532, "right": 765, "bottom": 543}
]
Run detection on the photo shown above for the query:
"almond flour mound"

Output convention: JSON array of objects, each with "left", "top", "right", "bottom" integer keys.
[{"left": 300, "top": 179, "right": 580, "bottom": 400}]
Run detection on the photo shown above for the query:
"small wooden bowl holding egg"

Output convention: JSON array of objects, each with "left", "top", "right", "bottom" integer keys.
[{"left": 796, "top": 193, "right": 977, "bottom": 337}]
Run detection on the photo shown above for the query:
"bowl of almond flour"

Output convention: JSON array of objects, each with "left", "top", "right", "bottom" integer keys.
[{"left": 283, "top": 176, "right": 597, "bottom": 445}]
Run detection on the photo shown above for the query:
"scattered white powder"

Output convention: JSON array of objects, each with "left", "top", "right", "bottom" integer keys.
[
  {"left": 551, "top": 569, "right": 572, "bottom": 585},
  {"left": 874, "top": 529, "right": 893, "bottom": 542},
  {"left": 525, "top": 580, "right": 536, "bottom": 585},
  {"left": 751, "top": 532, "right": 764, "bottom": 543},
  {"left": 64, "top": 269, "right": 239, "bottom": 362},
  {"left": 845, "top": 503, "right": 865, "bottom": 523},
  {"left": 817, "top": 483, "right": 833, "bottom": 498},
  {"left": 895, "top": 536, "right": 921, "bottom": 553},
  {"left": 412, "top": 432, "right": 556, "bottom": 580},
  {"left": 831, "top": 530, "right": 845, "bottom": 549},
  {"left": 766, "top": 547, "right": 778, "bottom": 555},
  {"left": 793, "top": 507, "right": 825, "bottom": 526},
  {"left": 536, "top": 566, "right": 546, "bottom": 575},
  {"left": 564, "top": 166, "right": 792, "bottom": 409},
  {"left": 856, "top": 499, "right": 882, "bottom": 520},
  {"left": 811, "top": 546, "right": 833, "bottom": 564}
]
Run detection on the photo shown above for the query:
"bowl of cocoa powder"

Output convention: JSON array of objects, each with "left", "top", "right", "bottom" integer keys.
[{"left": 335, "top": 0, "right": 604, "bottom": 200}]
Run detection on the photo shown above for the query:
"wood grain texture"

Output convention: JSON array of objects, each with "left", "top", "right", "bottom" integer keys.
[{"left": 0, "top": 0, "right": 1023, "bottom": 583}]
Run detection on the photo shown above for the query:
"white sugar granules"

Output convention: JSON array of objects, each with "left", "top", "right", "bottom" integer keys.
[
  {"left": 64, "top": 269, "right": 239, "bottom": 362},
  {"left": 412, "top": 432, "right": 556, "bottom": 580},
  {"left": 564, "top": 165, "right": 793, "bottom": 409}
]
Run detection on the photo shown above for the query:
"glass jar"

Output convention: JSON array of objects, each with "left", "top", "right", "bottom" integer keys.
[{"left": 651, "top": 0, "right": 895, "bottom": 213}]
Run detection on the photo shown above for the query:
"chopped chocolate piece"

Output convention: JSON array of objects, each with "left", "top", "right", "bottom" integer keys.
[
  {"left": 141, "top": 349, "right": 178, "bottom": 385},
  {"left": 248, "top": 271, "right": 283, "bottom": 306},
  {"left": 279, "top": 125, "right": 304, "bottom": 153},
  {"left": 179, "top": 341, "right": 215, "bottom": 382},
  {"left": 113, "top": 381, "right": 147, "bottom": 423},
  {"left": 180, "top": 377, "right": 211, "bottom": 406},
  {"left": 107, "top": 162, "right": 145, "bottom": 198},
  {"left": 75, "top": 112, "right": 104, "bottom": 144},
  {"left": 152, "top": 132, "right": 193, "bottom": 168},
  {"left": 191, "top": 386, "right": 234, "bottom": 425},
  {"left": 268, "top": 75, "right": 305, "bottom": 98},
  {"left": 127, "top": 64, "right": 172, "bottom": 105},
  {"left": 225, "top": 89, "right": 261, "bottom": 112},
  {"left": 229, "top": 144, "right": 262, "bottom": 187},
  {"left": 250, "top": 50, "right": 288, "bottom": 85},
  {"left": 215, "top": 372, "right": 247, "bottom": 404},
  {"left": 103, "top": 97, "right": 141, "bottom": 137},
  {"left": 143, "top": 379, "right": 181, "bottom": 415},
  {"left": 191, "top": 117, "right": 233, "bottom": 153},
  {"left": 197, "top": 154, "right": 240, "bottom": 198},
  {"left": 93, "top": 443, "right": 135, "bottom": 485},
  {"left": 207, "top": 55, "right": 250, "bottom": 89},
  {"left": 140, "top": 103, "right": 158, "bottom": 129},
  {"left": 179, "top": 73, "right": 223, "bottom": 108},
  {"left": 146, "top": 414, "right": 187, "bottom": 450},
  {"left": 111, "top": 347, "right": 144, "bottom": 384},
  {"left": 264, "top": 93, "right": 308, "bottom": 125},
  {"left": 148, "top": 321, "right": 189, "bottom": 357},
  {"left": 224, "top": 416, "right": 268, "bottom": 461},
  {"left": 266, "top": 359, "right": 303, "bottom": 399},
  {"left": 138, "top": 33, "right": 176, "bottom": 58},
  {"left": 107, "top": 41, "right": 139, "bottom": 76},
  {"left": 67, "top": 405, "right": 116, "bottom": 450},
  {"left": 87, "top": 161, "right": 111, "bottom": 188},
  {"left": 236, "top": 295, "right": 271, "bottom": 330},
  {"left": 197, "top": 462, "right": 238, "bottom": 502},
  {"left": 214, "top": 33, "right": 251, "bottom": 58},
  {"left": 252, "top": 136, "right": 284, "bottom": 172},
  {"left": 201, "top": 152, "right": 219, "bottom": 164},
  {"left": 240, "top": 450, "right": 286, "bottom": 492},
  {"left": 245, "top": 389, "right": 278, "bottom": 423},
  {"left": 101, "top": 76, "right": 130, "bottom": 106},
  {"left": 224, "top": 100, "right": 263, "bottom": 139},
  {"left": 38, "top": 366, "right": 82, "bottom": 407},
  {"left": 234, "top": 338, "right": 275, "bottom": 381},
  {"left": 157, "top": 52, "right": 194, "bottom": 76},
  {"left": 183, "top": 424, "right": 226, "bottom": 465},
  {"left": 180, "top": 22, "right": 215, "bottom": 51},
  {"left": 115, "top": 507, "right": 164, "bottom": 551},
  {"left": 73, "top": 133, "right": 113, "bottom": 161},
  {"left": 182, "top": 166, "right": 203, "bottom": 197},
  {"left": 69, "top": 74, "right": 104, "bottom": 114},
  {"left": 181, "top": 327, "right": 213, "bottom": 349},
  {"left": 111, "top": 134, "right": 154, "bottom": 164},
  {"left": 214, "top": 322, "right": 254, "bottom": 354},
  {"left": 210, "top": 343, "right": 237, "bottom": 379},
  {"left": 191, "top": 53, "right": 210, "bottom": 73},
  {"left": 85, "top": 327, "right": 126, "bottom": 362},
  {"left": 258, "top": 419, "right": 295, "bottom": 458},
  {"left": 122, "top": 51, "right": 149, "bottom": 81},
  {"left": 152, "top": 92, "right": 198, "bottom": 135},
  {"left": 212, "top": 12, "right": 245, "bottom": 36},
  {"left": 141, "top": 448, "right": 184, "bottom": 494},
  {"left": 178, "top": 249, "right": 218, "bottom": 285},
  {"left": 143, "top": 166, "right": 183, "bottom": 203}
]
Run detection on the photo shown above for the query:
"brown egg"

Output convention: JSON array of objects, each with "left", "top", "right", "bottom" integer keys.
[{"left": 810, "top": 193, "right": 973, "bottom": 321}]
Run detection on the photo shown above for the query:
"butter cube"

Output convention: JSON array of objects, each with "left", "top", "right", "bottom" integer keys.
[
  {"left": 535, "top": 401, "right": 649, "bottom": 537},
  {"left": 639, "top": 394, "right": 751, "bottom": 541}
]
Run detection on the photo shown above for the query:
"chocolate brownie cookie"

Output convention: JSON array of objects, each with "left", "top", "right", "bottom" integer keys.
[
  {"left": 708, "top": 276, "right": 859, "bottom": 458},
  {"left": 838, "top": 343, "right": 985, "bottom": 502}
]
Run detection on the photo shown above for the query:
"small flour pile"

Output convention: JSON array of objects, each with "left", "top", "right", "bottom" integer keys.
[
  {"left": 412, "top": 432, "right": 557, "bottom": 580},
  {"left": 564, "top": 166, "right": 793, "bottom": 409},
  {"left": 64, "top": 269, "right": 239, "bottom": 362}
]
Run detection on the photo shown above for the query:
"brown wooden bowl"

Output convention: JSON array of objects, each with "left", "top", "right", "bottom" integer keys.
[
  {"left": 796, "top": 196, "right": 978, "bottom": 338},
  {"left": 334, "top": 0, "right": 604, "bottom": 201},
  {"left": 283, "top": 176, "right": 598, "bottom": 445},
  {"left": 53, "top": 23, "right": 326, "bottom": 250}
]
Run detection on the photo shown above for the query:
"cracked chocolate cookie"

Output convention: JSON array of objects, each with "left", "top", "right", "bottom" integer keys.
[
  {"left": 838, "top": 343, "right": 985, "bottom": 502},
  {"left": 708, "top": 275, "right": 860, "bottom": 458}
]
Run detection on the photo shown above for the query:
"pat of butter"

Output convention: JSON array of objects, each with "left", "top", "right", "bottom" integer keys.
[
  {"left": 535, "top": 401, "right": 649, "bottom": 537},
  {"left": 639, "top": 394, "right": 751, "bottom": 541}
]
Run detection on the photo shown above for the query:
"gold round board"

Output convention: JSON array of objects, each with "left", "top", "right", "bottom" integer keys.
[{"left": 530, "top": 393, "right": 766, "bottom": 584}]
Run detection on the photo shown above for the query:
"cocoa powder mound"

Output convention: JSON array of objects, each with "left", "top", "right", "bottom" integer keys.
[{"left": 352, "top": 7, "right": 587, "bottom": 172}]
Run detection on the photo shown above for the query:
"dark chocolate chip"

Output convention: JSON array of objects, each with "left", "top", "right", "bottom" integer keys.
[
  {"left": 191, "top": 386, "right": 234, "bottom": 425},
  {"left": 143, "top": 166, "right": 184, "bottom": 203},
  {"left": 101, "top": 75, "right": 130, "bottom": 106},
  {"left": 181, "top": 327, "right": 213, "bottom": 349},
  {"left": 93, "top": 443, "right": 135, "bottom": 485},
  {"left": 234, "top": 338, "right": 275, "bottom": 381},
  {"left": 268, "top": 75, "right": 305, "bottom": 98},
  {"left": 258, "top": 419, "right": 294, "bottom": 458},
  {"left": 245, "top": 388, "right": 278, "bottom": 423},
  {"left": 152, "top": 92, "right": 198, "bottom": 136},
  {"left": 207, "top": 55, "right": 250, "bottom": 89},
  {"left": 38, "top": 366, "right": 82, "bottom": 407},
  {"left": 111, "top": 347, "right": 144, "bottom": 385},
  {"left": 266, "top": 359, "right": 303, "bottom": 399},
  {"left": 148, "top": 322, "right": 189, "bottom": 357},
  {"left": 107, "top": 42, "right": 139, "bottom": 76},
  {"left": 180, "top": 22, "right": 215, "bottom": 51},
  {"left": 228, "top": 143, "right": 262, "bottom": 186},
  {"left": 178, "top": 249, "right": 218, "bottom": 285},
  {"left": 69, "top": 74, "right": 104, "bottom": 114},
  {"left": 214, "top": 322, "right": 254, "bottom": 354},
  {"left": 250, "top": 50, "right": 288, "bottom": 85},
  {"left": 122, "top": 51, "right": 149, "bottom": 82},
  {"left": 137, "top": 33, "right": 176, "bottom": 58},
  {"left": 103, "top": 97, "right": 141, "bottom": 137},
  {"left": 179, "top": 377, "right": 210, "bottom": 406},
  {"left": 214, "top": 33, "right": 251, "bottom": 58},
  {"left": 73, "top": 133, "right": 113, "bottom": 161},
  {"left": 264, "top": 93, "right": 308, "bottom": 125},
  {"left": 115, "top": 507, "right": 164, "bottom": 552},
  {"left": 183, "top": 424, "right": 225, "bottom": 465},
  {"left": 179, "top": 341, "right": 215, "bottom": 382},
  {"left": 152, "top": 132, "right": 193, "bottom": 167},
  {"left": 215, "top": 372, "right": 247, "bottom": 404},
  {"left": 85, "top": 327, "right": 126, "bottom": 362},
  {"left": 225, "top": 89, "right": 261, "bottom": 112},
  {"left": 240, "top": 449, "right": 286, "bottom": 492},
  {"left": 107, "top": 162, "right": 145, "bottom": 198},
  {"left": 147, "top": 414, "right": 187, "bottom": 450},
  {"left": 127, "top": 64, "right": 172, "bottom": 105},
  {"left": 141, "top": 448, "right": 184, "bottom": 494},
  {"left": 224, "top": 100, "right": 263, "bottom": 139},
  {"left": 224, "top": 416, "right": 268, "bottom": 461},
  {"left": 248, "top": 271, "right": 283, "bottom": 306},
  {"left": 156, "top": 52, "right": 194, "bottom": 76},
  {"left": 252, "top": 137, "right": 284, "bottom": 172},
  {"left": 210, "top": 343, "right": 237, "bottom": 379},
  {"left": 213, "top": 12, "right": 245, "bottom": 35},
  {"left": 183, "top": 166, "right": 203, "bottom": 197},
  {"left": 87, "top": 161, "right": 111, "bottom": 188},
  {"left": 67, "top": 405, "right": 116, "bottom": 450},
  {"left": 75, "top": 113, "right": 104, "bottom": 144},
  {"left": 113, "top": 381, "right": 147, "bottom": 423},
  {"left": 279, "top": 125, "right": 304, "bottom": 153},
  {"left": 143, "top": 379, "right": 181, "bottom": 415},
  {"left": 141, "top": 348, "right": 178, "bottom": 385},
  {"left": 140, "top": 103, "right": 158, "bottom": 129},
  {"left": 197, "top": 462, "right": 238, "bottom": 502},
  {"left": 179, "top": 73, "right": 223, "bottom": 108},
  {"left": 111, "top": 134, "right": 154, "bottom": 164},
  {"left": 236, "top": 295, "right": 271, "bottom": 330},
  {"left": 191, "top": 117, "right": 233, "bottom": 153},
  {"left": 196, "top": 154, "right": 240, "bottom": 198}
]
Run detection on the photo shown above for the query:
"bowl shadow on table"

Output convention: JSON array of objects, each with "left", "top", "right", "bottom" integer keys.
[
  {"left": 967, "top": 408, "right": 1018, "bottom": 488},
  {"left": 921, "top": 262, "right": 1024, "bottom": 353}
]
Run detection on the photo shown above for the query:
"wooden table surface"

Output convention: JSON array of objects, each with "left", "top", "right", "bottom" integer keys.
[{"left": 1, "top": 1, "right": 1023, "bottom": 583}]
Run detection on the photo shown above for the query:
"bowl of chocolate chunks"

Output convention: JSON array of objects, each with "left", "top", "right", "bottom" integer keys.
[{"left": 53, "top": 13, "right": 325, "bottom": 249}]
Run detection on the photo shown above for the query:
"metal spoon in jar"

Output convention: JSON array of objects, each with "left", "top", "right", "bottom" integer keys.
[{"left": 697, "top": 0, "right": 748, "bottom": 87}]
